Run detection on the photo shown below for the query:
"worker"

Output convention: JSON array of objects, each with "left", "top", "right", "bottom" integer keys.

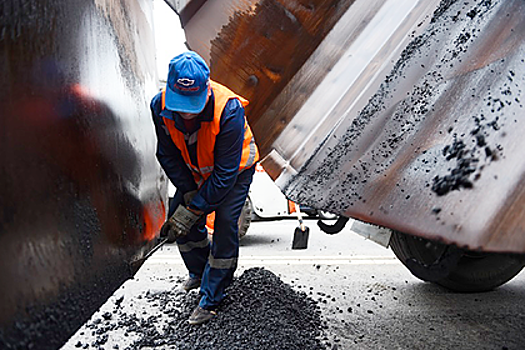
[{"left": 150, "top": 51, "right": 259, "bottom": 325}]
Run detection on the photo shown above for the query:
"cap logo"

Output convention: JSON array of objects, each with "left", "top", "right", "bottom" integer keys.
[
  {"left": 177, "top": 78, "right": 195, "bottom": 87},
  {"left": 175, "top": 77, "right": 200, "bottom": 92}
]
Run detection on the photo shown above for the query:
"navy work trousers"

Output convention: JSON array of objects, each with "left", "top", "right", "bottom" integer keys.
[{"left": 168, "top": 166, "right": 255, "bottom": 310}]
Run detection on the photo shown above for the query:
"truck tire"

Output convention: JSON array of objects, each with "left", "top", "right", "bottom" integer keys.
[
  {"left": 237, "top": 198, "right": 252, "bottom": 239},
  {"left": 390, "top": 231, "right": 525, "bottom": 292}
]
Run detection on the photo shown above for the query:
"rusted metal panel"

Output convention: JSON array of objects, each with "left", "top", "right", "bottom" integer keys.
[
  {"left": 0, "top": 0, "right": 165, "bottom": 348},
  {"left": 266, "top": 0, "right": 441, "bottom": 174},
  {"left": 181, "top": 0, "right": 357, "bottom": 156},
  {"left": 180, "top": 0, "right": 440, "bottom": 159},
  {"left": 282, "top": 0, "right": 525, "bottom": 253},
  {"left": 182, "top": 0, "right": 525, "bottom": 253}
]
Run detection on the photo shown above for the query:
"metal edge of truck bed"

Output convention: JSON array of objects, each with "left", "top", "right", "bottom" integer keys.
[{"left": 176, "top": 0, "right": 525, "bottom": 254}]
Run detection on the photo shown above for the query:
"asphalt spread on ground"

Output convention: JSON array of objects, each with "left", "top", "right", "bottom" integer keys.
[{"left": 75, "top": 268, "right": 331, "bottom": 350}]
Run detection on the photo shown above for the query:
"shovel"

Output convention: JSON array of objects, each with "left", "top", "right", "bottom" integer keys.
[
  {"left": 129, "top": 237, "right": 168, "bottom": 272},
  {"left": 292, "top": 209, "right": 310, "bottom": 250}
]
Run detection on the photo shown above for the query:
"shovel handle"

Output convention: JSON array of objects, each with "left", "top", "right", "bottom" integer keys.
[
  {"left": 295, "top": 208, "right": 306, "bottom": 231},
  {"left": 129, "top": 237, "right": 168, "bottom": 270}
]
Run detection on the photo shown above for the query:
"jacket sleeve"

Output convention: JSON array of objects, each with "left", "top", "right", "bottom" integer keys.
[
  {"left": 189, "top": 98, "right": 245, "bottom": 213},
  {"left": 150, "top": 93, "right": 197, "bottom": 195}
]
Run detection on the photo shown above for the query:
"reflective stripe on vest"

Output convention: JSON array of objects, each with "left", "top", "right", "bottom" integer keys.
[{"left": 161, "top": 80, "right": 259, "bottom": 187}]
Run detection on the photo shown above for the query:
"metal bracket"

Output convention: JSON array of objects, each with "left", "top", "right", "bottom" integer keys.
[{"left": 350, "top": 220, "right": 392, "bottom": 248}]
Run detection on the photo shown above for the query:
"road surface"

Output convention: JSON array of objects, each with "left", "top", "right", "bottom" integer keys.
[{"left": 63, "top": 218, "right": 525, "bottom": 349}]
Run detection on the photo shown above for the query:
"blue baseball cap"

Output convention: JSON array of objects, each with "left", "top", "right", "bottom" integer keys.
[{"left": 165, "top": 51, "right": 210, "bottom": 114}]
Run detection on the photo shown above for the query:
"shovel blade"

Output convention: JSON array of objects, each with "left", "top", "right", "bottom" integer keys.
[{"left": 292, "top": 226, "right": 310, "bottom": 250}]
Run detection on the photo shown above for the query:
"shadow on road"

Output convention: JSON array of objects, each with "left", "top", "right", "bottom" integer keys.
[{"left": 240, "top": 234, "right": 279, "bottom": 247}]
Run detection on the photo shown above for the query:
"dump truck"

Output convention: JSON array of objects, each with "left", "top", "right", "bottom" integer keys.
[
  {"left": 1, "top": 0, "right": 525, "bottom": 349},
  {"left": 171, "top": 0, "right": 525, "bottom": 293}
]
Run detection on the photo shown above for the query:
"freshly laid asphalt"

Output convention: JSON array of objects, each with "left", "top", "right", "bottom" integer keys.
[{"left": 63, "top": 218, "right": 525, "bottom": 350}]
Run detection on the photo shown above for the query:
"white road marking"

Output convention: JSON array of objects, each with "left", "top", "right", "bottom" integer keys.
[{"left": 146, "top": 255, "right": 399, "bottom": 265}]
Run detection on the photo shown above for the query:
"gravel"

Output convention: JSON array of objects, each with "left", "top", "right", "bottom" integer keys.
[{"left": 76, "top": 268, "right": 329, "bottom": 350}]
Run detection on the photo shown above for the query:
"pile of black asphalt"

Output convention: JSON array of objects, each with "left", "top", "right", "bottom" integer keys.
[{"left": 78, "top": 267, "right": 329, "bottom": 350}]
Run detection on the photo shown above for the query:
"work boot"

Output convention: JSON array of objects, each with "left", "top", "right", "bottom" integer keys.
[
  {"left": 188, "top": 306, "right": 216, "bottom": 325},
  {"left": 181, "top": 276, "right": 201, "bottom": 292}
]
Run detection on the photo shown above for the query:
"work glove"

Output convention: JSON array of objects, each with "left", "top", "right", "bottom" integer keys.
[
  {"left": 183, "top": 190, "right": 198, "bottom": 206},
  {"left": 162, "top": 204, "right": 202, "bottom": 243}
]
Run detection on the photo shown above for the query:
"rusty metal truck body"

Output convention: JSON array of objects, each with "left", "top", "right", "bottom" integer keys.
[{"left": 170, "top": 0, "right": 525, "bottom": 291}]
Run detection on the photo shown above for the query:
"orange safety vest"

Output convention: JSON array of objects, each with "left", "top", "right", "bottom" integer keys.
[{"left": 161, "top": 80, "right": 259, "bottom": 187}]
